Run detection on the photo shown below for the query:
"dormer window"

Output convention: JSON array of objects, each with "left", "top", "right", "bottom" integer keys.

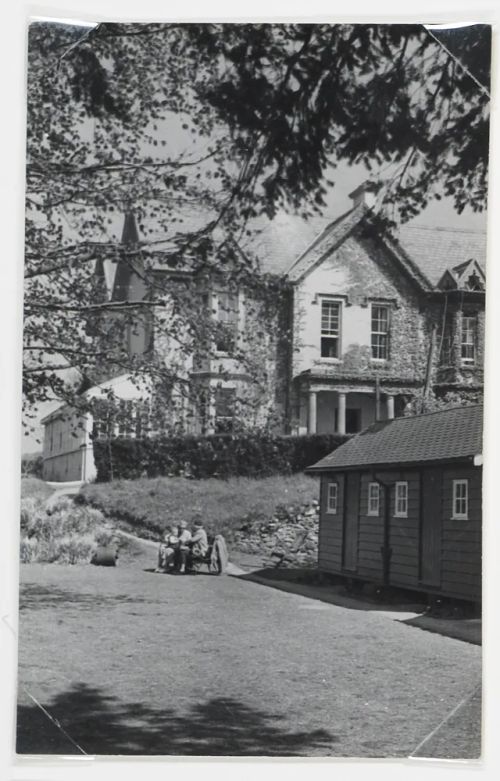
[{"left": 466, "top": 272, "right": 484, "bottom": 291}]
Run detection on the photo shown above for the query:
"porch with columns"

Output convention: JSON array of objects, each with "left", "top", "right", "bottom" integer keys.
[{"left": 305, "top": 387, "right": 396, "bottom": 435}]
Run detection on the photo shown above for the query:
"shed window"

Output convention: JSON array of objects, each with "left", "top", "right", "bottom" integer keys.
[
  {"left": 326, "top": 482, "right": 338, "bottom": 514},
  {"left": 371, "top": 305, "right": 390, "bottom": 361},
  {"left": 394, "top": 482, "right": 408, "bottom": 517},
  {"left": 321, "top": 300, "right": 341, "bottom": 358},
  {"left": 368, "top": 482, "right": 380, "bottom": 516},
  {"left": 452, "top": 479, "right": 468, "bottom": 519}
]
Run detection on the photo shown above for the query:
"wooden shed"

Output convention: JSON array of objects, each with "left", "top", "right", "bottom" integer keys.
[{"left": 308, "top": 404, "right": 483, "bottom": 604}]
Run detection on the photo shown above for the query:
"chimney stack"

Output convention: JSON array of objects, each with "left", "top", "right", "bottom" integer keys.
[{"left": 348, "top": 182, "right": 377, "bottom": 210}]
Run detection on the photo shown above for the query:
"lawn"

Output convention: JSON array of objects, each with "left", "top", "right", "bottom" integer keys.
[
  {"left": 16, "top": 537, "right": 482, "bottom": 757},
  {"left": 79, "top": 473, "right": 319, "bottom": 540}
]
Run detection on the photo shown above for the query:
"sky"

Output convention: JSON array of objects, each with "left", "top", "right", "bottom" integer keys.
[{"left": 20, "top": 21, "right": 489, "bottom": 454}]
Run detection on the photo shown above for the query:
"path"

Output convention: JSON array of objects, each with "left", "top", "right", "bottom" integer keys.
[{"left": 16, "top": 540, "right": 481, "bottom": 758}]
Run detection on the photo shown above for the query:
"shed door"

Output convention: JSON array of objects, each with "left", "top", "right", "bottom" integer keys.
[
  {"left": 421, "top": 469, "right": 442, "bottom": 587},
  {"left": 343, "top": 473, "right": 360, "bottom": 571}
]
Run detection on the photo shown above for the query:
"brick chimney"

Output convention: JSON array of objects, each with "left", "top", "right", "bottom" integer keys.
[{"left": 348, "top": 183, "right": 377, "bottom": 210}]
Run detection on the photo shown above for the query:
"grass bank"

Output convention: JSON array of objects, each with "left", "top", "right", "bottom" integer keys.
[
  {"left": 79, "top": 474, "right": 320, "bottom": 541},
  {"left": 20, "top": 477, "right": 53, "bottom": 502}
]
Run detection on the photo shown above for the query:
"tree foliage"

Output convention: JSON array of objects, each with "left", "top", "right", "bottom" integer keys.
[{"left": 23, "top": 22, "right": 490, "bottom": 427}]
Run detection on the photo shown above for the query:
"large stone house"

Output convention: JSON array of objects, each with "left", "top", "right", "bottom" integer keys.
[{"left": 41, "top": 185, "right": 486, "bottom": 481}]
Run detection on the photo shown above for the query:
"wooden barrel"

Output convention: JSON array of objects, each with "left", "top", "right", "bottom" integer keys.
[{"left": 91, "top": 545, "right": 118, "bottom": 566}]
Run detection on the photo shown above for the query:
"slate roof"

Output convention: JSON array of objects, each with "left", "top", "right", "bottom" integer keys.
[
  {"left": 252, "top": 209, "right": 487, "bottom": 287},
  {"left": 308, "top": 404, "right": 483, "bottom": 472},
  {"left": 396, "top": 225, "right": 487, "bottom": 287},
  {"left": 111, "top": 202, "right": 487, "bottom": 288},
  {"left": 249, "top": 212, "right": 333, "bottom": 275}
]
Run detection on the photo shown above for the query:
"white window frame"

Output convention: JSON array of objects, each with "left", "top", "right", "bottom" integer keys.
[
  {"left": 461, "top": 314, "right": 476, "bottom": 365},
  {"left": 320, "top": 298, "right": 342, "bottom": 360},
  {"left": 367, "top": 482, "right": 380, "bottom": 516},
  {"left": 371, "top": 304, "right": 390, "bottom": 362},
  {"left": 326, "top": 482, "right": 338, "bottom": 514},
  {"left": 394, "top": 481, "right": 408, "bottom": 518},
  {"left": 452, "top": 479, "right": 469, "bottom": 520}
]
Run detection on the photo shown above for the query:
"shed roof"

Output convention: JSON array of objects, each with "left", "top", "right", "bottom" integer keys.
[{"left": 308, "top": 404, "right": 483, "bottom": 472}]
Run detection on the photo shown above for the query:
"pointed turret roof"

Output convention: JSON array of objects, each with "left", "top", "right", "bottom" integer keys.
[{"left": 121, "top": 210, "right": 140, "bottom": 245}]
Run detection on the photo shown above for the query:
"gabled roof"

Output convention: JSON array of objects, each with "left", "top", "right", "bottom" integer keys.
[
  {"left": 250, "top": 212, "right": 333, "bottom": 275},
  {"left": 274, "top": 205, "right": 487, "bottom": 291},
  {"left": 437, "top": 258, "right": 485, "bottom": 291},
  {"left": 396, "top": 225, "right": 487, "bottom": 287},
  {"left": 285, "top": 204, "right": 366, "bottom": 282},
  {"left": 108, "top": 200, "right": 487, "bottom": 291},
  {"left": 308, "top": 404, "right": 483, "bottom": 472}
]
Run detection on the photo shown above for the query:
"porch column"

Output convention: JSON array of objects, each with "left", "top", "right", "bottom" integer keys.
[
  {"left": 386, "top": 395, "right": 395, "bottom": 420},
  {"left": 308, "top": 390, "right": 317, "bottom": 434},
  {"left": 337, "top": 392, "right": 346, "bottom": 435}
]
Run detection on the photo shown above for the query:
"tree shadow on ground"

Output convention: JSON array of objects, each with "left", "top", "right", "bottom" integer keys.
[{"left": 17, "top": 683, "right": 336, "bottom": 756}]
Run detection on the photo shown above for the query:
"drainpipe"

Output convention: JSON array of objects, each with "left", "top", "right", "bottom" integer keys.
[
  {"left": 373, "top": 473, "right": 393, "bottom": 587},
  {"left": 375, "top": 376, "right": 381, "bottom": 421},
  {"left": 423, "top": 323, "right": 437, "bottom": 404}
]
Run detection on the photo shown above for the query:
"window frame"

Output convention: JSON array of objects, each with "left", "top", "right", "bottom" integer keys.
[
  {"left": 460, "top": 313, "right": 477, "bottom": 365},
  {"left": 214, "top": 386, "right": 236, "bottom": 433},
  {"left": 371, "top": 303, "right": 390, "bottom": 362},
  {"left": 320, "top": 298, "right": 342, "bottom": 360},
  {"left": 326, "top": 481, "right": 338, "bottom": 515},
  {"left": 394, "top": 481, "right": 408, "bottom": 518},
  {"left": 215, "top": 290, "right": 239, "bottom": 355},
  {"left": 452, "top": 479, "right": 469, "bottom": 520},
  {"left": 367, "top": 482, "right": 380, "bottom": 516}
]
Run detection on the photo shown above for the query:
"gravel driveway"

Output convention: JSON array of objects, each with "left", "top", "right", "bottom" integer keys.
[{"left": 16, "top": 540, "right": 481, "bottom": 757}]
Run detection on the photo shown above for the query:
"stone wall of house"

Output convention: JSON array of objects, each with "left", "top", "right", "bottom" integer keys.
[
  {"left": 292, "top": 232, "right": 429, "bottom": 385},
  {"left": 426, "top": 297, "right": 485, "bottom": 394}
]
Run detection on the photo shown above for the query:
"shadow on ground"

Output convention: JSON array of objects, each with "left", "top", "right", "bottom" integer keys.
[
  {"left": 19, "top": 585, "right": 154, "bottom": 611},
  {"left": 233, "top": 566, "right": 481, "bottom": 645},
  {"left": 17, "top": 683, "right": 336, "bottom": 756},
  {"left": 235, "top": 566, "right": 427, "bottom": 613}
]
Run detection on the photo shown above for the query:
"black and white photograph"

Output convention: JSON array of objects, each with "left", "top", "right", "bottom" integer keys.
[{"left": 11, "top": 13, "right": 491, "bottom": 762}]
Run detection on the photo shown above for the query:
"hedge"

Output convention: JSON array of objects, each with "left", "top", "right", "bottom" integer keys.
[{"left": 93, "top": 432, "right": 350, "bottom": 482}]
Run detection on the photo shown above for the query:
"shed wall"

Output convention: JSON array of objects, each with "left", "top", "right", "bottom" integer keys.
[{"left": 318, "top": 464, "right": 482, "bottom": 602}]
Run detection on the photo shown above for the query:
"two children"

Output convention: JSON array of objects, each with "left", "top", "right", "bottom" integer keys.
[{"left": 155, "top": 520, "right": 192, "bottom": 573}]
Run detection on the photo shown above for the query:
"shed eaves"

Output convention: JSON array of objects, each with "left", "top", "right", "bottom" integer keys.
[{"left": 308, "top": 404, "right": 483, "bottom": 471}]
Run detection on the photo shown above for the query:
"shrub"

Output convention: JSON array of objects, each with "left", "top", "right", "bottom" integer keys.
[
  {"left": 93, "top": 432, "right": 349, "bottom": 482},
  {"left": 21, "top": 453, "right": 44, "bottom": 478},
  {"left": 20, "top": 495, "right": 113, "bottom": 565}
]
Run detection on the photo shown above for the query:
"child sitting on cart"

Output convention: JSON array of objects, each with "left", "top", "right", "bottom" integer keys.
[{"left": 155, "top": 525, "right": 179, "bottom": 573}]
